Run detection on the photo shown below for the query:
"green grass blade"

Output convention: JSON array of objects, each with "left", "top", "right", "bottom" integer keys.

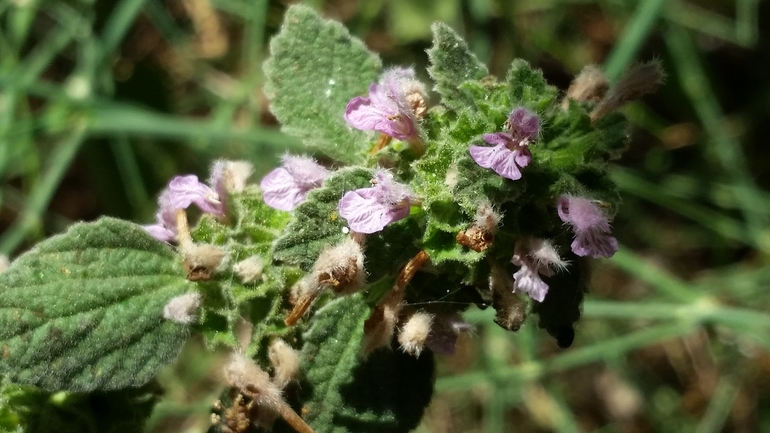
[
  {"left": 694, "top": 377, "right": 740, "bottom": 433},
  {"left": 98, "top": 0, "right": 149, "bottom": 62},
  {"left": 86, "top": 102, "right": 301, "bottom": 151},
  {"left": 609, "top": 247, "right": 700, "bottom": 302},
  {"left": 0, "top": 125, "right": 87, "bottom": 254},
  {"left": 603, "top": 0, "right": 666, "bottom": 81},
  {"left": 664, "top": 24, "right": 768, "bottom": 241}
]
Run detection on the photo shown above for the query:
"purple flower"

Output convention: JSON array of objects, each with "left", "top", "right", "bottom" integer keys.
[
  {"left": 469, "top": 107, "right": 540, "bottom": 181},
  {"left": 344, "top": 67, "right": 426, "bottom": 141},
  {"left": 338, "top": 170, "right": 413, "bottom": 234},
  {"left": 511, "top": 238, "right": 568, "bottom": 302},
  {"left": 260, "top": 155, "right": 330, "bottom": 211},
  {"left": 143, "top": 175, "right": 224, "bottom": 242},
  {"left": 557, "top": 195, "right": 619, "bottom": 258}
]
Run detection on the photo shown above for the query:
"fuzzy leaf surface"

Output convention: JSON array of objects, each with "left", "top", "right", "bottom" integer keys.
[
  {"left": 0, "top": 218, "right": 192, "bottom": 391},
  {"left": 263, "top": 5, "right": 381, "bottom": 165},
  {"left": 299, "top": 295, "right": 434, "bottom": 433},
  {"left": 427, "top": 23, "right": 489, "bottom": 111}
]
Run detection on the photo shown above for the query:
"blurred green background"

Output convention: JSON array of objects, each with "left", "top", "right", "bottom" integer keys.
[{"left": 2, "top": 0, "right": 770, "bottom": 432}]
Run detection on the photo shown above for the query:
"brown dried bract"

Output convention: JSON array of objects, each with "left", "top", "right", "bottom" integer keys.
[
  {"left": 317, "top": 256, "right": 360, "bottom": 293},
  {"left": 219, "top": 393, "right": 254, "bottom": 433},
  {"left": 456, "top": 227, "right": 494, "bottom": 252},
  {"left": 363, "top": 251, "right": 430, "bottom": 354},
  {"left": 490, "top": 264, "right": 527, "bottom": 331}
]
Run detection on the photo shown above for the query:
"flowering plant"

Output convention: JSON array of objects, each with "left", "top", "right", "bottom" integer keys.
[{"left": 0, "top": 5, "right": 660, "bottom": 433}]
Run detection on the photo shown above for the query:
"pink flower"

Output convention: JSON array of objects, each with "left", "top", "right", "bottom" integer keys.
[
  {"left": 557, "top": 195, "right": 619, "bottom": 258},
  {"left": 337, "top": 171, "right": 413, "bottom": 234},
  {"left": 143, "top": 175, "right": 224, "bottom": 242},
  {"left": 469, "top": 107, "right": 540, "bottom": 181},
  {"left": 260, "top": 155, "right": 330, "bottom": 211},
  {"left": 344, "top": 67, "right": 426, "bottom": 141},
  {"left": 511, "top": 238, "right": 568, "bottom": 302}
]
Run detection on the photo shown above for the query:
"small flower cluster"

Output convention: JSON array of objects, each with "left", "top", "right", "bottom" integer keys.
[
  {"left": 261, "top": 156, "right": 414, "bottom": 235},
  {"left": 144, "top": 61, "right": 626, "bottom": 361},
  {"left": 507, "top": 195, "right": 619, "bottom": 302}
]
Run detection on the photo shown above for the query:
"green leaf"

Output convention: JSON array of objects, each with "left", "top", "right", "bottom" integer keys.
[
  {"left": 0, "top": 218, "right": 193, "bottom": 391},
  {"left": 263, "top": 5, "right": 381, "bottom": 165},
  {"left": 427, "top": 23, "right": 489, "bottom": 111},
  {"left": 506, "top": 59, "right": 559, "bottom": 112},
  {"left": 299, "top": 295, "right": 434, "bottom": 433},
  {"left": 273, "top": 167, "right": 374, "bottom": 271}
]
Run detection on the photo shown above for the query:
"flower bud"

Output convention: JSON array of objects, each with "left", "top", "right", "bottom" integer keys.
[
  {"left": 210, "top": 160, "right": 254, "bottom": 195},
  {"left": 223, "top": 353, "right": 283, "bottom": 410},
  {"left": 163, "top": 292, "right": 202, "bottom": 324},
  {"left": 490, "top": 265, "right": 527, "bottom": 331},
  {"left": 362, "top": 291, "right": 402, "bottom": 355},
  {"left": 182, "top": 243, "right": 227, "bottom": 281},
  {"left": 563, "top": 64, "right": 609, "bottom": 107},
  {"left": 591, "top": 60, "right": 664, "bottom": 122},
  {"left": 234, "top": 256, "right": 265, "bottom": 284},
  {"left": 268, "top": 339, "right": 300, "bottom": 389},
  {"left": 222, "top": 353, "right": 315, "bottom": 433},
  {"left": 456, "top": 202, "right": 501, "bottom": 252}
]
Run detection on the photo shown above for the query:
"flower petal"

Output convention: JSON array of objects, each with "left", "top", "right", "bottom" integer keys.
[
  {"left": 513, "top": 147, "right": 531, "bottom": 168},
  {"left": 469, "top": 144, "right": 506, "bottom": 169},
  {"left": 260, "top": 167, "right": 305, "bottom": 211},
  {"left": 338, "top": 189, "right": 397, "bottom": 234},
  {"left": 482, "top": 132, "right": 512, "bottom": 146},
  {"left": 143, "top": 223, "right": 176, "bottom": 242},
  {"left": 490, "top": 151, "right": 523, "bottom": 181},
  {"left": 513, "top": 267, "right": 549, "bottom": 302},
  {"left": 571, "top": 230, "right": 618, "bottom": 258}
]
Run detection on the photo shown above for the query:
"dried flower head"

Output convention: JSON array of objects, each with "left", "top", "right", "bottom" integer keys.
[
  {"left": 181, "top": 243, "right": 227, "bottom": 281},
  {"left": 268, "top": 339, "right": 300, "bottom": 389},
  {"left": 338, "top": 170, "right": 414, "bottom": 234},
  {"left": 222, "top": 353, "right": 315, "bottom": 433},
  {"left": 260, "top": 155, "right": 330, "bottom": 211},
  {"left": 285, "top": 235, "right": 366, "bottom": 326},
  {"left": 469, "top": 107, "right": 540, "bottom": 181},
  {"left": 345, "top": 67, "right": 426, "bottom": 141},
  {"left": 398, "top": 311, "right": 433, "bottom": 357},
  {"left": 557, "top": 196, "right": 619, "bottom": 258},
  {"left": 362, "top": 291, "right": 402, "bottom": 355},
  {"left": 312, "top": 237, "right": 366, "bottom": 294},
  {"left": 457, "top": 202, "right": 502, "bottom": 252},
  {"left": 223, "top": 353, "right": 283, "bottom": 409},
  {"left": 163, "top": 292, "right": 202, "bottom": 324}
]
